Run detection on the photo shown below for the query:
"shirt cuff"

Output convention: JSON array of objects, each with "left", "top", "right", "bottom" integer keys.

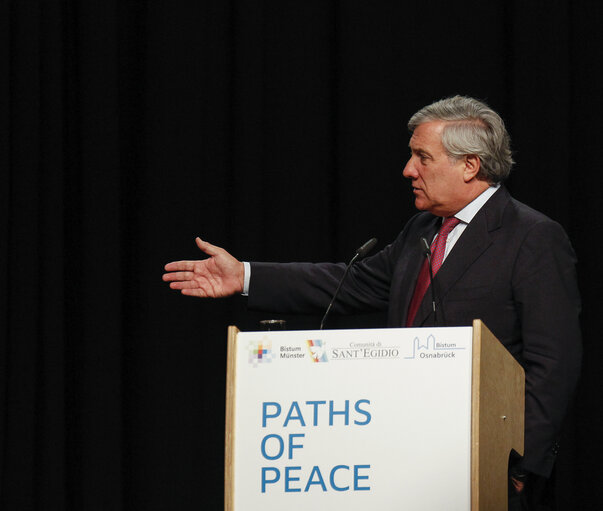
[{"left": 242, "top": 261, "right": 251, "bottom": 296}]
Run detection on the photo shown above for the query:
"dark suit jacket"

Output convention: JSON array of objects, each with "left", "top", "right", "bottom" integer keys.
[{"left": 248, "top": 186, "right": 582, "bottom": 478}]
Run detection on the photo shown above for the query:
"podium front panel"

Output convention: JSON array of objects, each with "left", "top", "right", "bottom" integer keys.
[{"left": 230, "top": 327, "right": 473, "bottom": 511}]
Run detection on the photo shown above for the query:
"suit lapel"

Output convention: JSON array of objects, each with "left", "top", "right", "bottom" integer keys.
[{"left": 413, "top": 186, "right": 508, "bottom": 326}]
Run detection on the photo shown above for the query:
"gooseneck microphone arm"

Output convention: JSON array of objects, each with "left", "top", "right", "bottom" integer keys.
[{"left": 319, "top": 238, "right": 378, "bottom": 330}]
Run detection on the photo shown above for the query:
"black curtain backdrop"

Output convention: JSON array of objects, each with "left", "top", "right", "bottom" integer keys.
[{"left": 1, "top": 1, "right": 602, "bottom": 509}]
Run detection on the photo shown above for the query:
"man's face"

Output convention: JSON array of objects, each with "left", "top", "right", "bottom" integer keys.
[{"left": 402, "top": 121, "right": 470, "bottom": 217}]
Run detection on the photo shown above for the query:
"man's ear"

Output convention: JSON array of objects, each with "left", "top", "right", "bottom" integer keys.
[{"left": 463, "top": 155, "right": 481, "bottom": 182}]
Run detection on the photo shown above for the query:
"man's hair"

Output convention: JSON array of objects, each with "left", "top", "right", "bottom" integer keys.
[{"left": 408, "top": 96, "right": 514, "bottom": 184}]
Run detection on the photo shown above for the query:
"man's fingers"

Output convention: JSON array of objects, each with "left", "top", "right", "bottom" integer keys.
[
  {"left": 162, "top": 271, "right": 195, "bottom": 282},
  {"left": 164, "top": 260, "right": 197, "bottom": 272},
  {"left": 163, "top": 238, "right": 234, "bottom": 298},
  {"left": 511, "top": 477, "right": 525, "bottom": 493},
  {"left": 169, "top": 280, "right": 200, "bottom": 290}
]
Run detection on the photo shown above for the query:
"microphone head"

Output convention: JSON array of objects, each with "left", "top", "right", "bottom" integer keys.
[{"left": 356, "top": 237, "right": 378, "bottom": 259}]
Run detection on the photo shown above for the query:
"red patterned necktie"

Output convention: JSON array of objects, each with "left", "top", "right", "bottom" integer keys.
[{"left": 406, "top": 217, "right": 461, "bottom": 326}]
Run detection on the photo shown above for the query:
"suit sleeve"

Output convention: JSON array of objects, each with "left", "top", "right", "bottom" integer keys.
[
  {"left": 247, "top": 231, "right": 407, "bottom": 315},
  {"left": 512, "top": 219, "right": 582, "bottom": 477}
]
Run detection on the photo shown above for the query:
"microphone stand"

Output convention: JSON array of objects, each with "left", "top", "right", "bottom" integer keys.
[{"left": 319, "top": 238, "right": 377, "bottom": 330}]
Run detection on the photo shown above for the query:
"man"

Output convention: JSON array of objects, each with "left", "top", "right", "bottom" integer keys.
[{"left": 163, "top": 96, "right": 581, "bottom": 509}]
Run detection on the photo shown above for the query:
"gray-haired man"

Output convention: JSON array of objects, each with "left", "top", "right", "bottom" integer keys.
[{"left": 164, "top": 96, "right": 582, "bottom": 509}]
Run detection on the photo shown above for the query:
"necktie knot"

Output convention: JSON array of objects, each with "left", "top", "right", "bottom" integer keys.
[
  {"left": 438, "top": 217, "right": 461, "bottom": 239},
  {"left": 430, "top": 217, "right": 460, "bottom": 269}
]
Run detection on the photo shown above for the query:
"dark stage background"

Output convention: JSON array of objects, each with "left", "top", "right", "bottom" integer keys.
[{"left": 1, "top": 1, "right": 602, "bottom": 509}]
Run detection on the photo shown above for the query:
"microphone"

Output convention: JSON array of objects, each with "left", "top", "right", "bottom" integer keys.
[
  {"left": 352, "top": 237, "right": 378, "bottom": 263},
  {"left": 420, "top": 237, "right": 438, "bottom": 325},
  {"left": 419, "top": 237, "right": 431, "bottom": 258},
  {"left": 319, "top": 237, "right": 378, "bottom": 330}
]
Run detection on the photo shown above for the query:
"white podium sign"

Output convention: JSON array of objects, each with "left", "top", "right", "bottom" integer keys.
[{"left": 228, "top": 327, "right": 474, "bottom": 511}]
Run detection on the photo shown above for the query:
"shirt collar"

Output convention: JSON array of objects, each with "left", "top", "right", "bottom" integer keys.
[{"left": 453, "top": 184, "right": 500, "bottom": 224}]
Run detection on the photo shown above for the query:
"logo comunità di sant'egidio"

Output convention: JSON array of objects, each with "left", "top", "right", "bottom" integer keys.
[
  {"left": 306, "top": 339, "right": 328, "bottom": 363},
  {"left": 329, "top": 341, "right": 400, "bottom": 360}
]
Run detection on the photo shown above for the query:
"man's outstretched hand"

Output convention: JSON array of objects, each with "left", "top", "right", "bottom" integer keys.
[{"left": 163, "top": 238, "right": 245, "bottom": 298}]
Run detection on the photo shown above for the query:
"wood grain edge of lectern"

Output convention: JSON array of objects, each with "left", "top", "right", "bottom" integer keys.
[
  {"left": 471, "top": 319, "right": 525, "bottom": 511},
  {"left": 225, "top": 326, "right": 240, "bottom": 511}
]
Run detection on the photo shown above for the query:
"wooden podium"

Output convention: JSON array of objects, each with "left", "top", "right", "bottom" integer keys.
[{"left": 225, "top": 320, "right": 524, "bottom": 510}]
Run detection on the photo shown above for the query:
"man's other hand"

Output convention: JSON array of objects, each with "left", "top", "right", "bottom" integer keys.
[{"left": 163, "top": 237, "right": 245, "bottom": 298}]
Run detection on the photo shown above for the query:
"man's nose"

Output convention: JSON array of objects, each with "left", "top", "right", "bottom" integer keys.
[{"left": 402, "top": 159, "right": 416, "bottom": 179}]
